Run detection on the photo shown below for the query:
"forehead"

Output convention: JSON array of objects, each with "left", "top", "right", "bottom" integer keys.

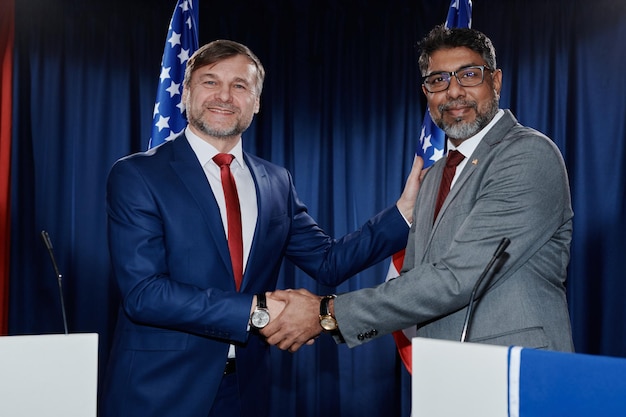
[
  {"left": 427, "top": 47, "right": 486, "bottom": 72},
  {"left": 192, "top": 54, "right": 257, "bottom": 82}
]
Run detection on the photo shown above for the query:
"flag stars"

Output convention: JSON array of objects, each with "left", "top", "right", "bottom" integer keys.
[
  {"left": 155, "top": 115, "right": 170, "bottom": 132},
  {"left": 168, "top": 32, "right": 181, "bottom": 48},
  {"left": 422, "top": 132, "right": 432, "bottom": 153},
  {"left": 166, "top": 80, "right": 181, "bottom": 97},
  {"left": 165, "top": 129, "right": 181, "bottom": 141},
  {"left": 151, "top": 0, "right": 197, "bottom": 149},
  {"left": 177, "top": 48, "right": 191, "bottom": 64},
  {"left": 419, "top": 123, "right": 444, "bottom": 164},
  {"left": 159, "top": 67, "right": 171, "bottom": 82},
  {"left": 431, "top": 147, "right": 444, "bottom": 162}
]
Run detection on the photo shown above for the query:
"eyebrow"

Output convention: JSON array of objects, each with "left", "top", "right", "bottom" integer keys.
[
  {"left": 426, "top": 63, "right": 484, "bottom": 75},
  {"left": 196, "top": 72, "right": 252, "bottom": 86}
]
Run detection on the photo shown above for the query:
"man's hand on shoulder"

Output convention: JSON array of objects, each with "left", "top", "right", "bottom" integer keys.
[{"left": 396, "top": 155, "right": 425, "bottom": 224}]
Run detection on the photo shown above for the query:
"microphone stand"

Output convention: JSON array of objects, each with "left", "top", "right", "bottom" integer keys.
[
  {"left": 41, "top": 230, "right": 69, "bottom": 335},
  {"left": 460, "top": 237, "right": 510, "bottom": 343}
]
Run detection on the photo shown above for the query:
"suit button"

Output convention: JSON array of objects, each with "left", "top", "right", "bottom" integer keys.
[
  {"left": 357, "top": 333, "right": 365, "bottom": 341},
  {"left": 371, "top": 329, "right": 378, "bottom": 336}
]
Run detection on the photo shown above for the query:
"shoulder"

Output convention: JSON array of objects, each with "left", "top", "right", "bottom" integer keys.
[
  {"left": 502, "top": 125, "right": 564, "bottom": 164},
  {"left": 107, "top": 138, "right": 192, "bottom": 192},
  {"left": 110, "top": 136, "right": 194, "bottom": 175},
  {"left": 489, "top": 111, "right": 564, "bottom": 165},
  {"left": 116, "top": 137, "right": 179, "bottom": 166}
]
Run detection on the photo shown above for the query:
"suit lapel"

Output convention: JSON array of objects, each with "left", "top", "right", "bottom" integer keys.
[
  {"left": 169, "top": 136, "right": 234, "bottom": 280},
  {"left": 241, "top": 153, "right": 270, "bottom": 291},
  {"left": 427, "top": 111, "right": 519, "bottom": 250}
]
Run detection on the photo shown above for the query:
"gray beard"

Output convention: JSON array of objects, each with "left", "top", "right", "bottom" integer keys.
[
  {"left": 437, "top": 97, "right": 499, "bottom": 140},
  {"left": 188, "top": 114, "right": 248, "bottom": 140}
]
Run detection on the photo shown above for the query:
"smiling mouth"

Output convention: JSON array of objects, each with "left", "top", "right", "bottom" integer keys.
[
  {"left": 208, "top": 107, "right": 235, "bottom": 115},
  {"left": 446, "top": 107, "right": 471, "bottom": 118},
  {"left": 204, "top": 100, "right": 238, "bottom": 114},
  {"left": 441, "top": 100, "right": 476, "bottom": 118}
]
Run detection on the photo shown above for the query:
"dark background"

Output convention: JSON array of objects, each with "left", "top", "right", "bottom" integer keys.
[{"left": 9, "top": 0, "right": 626, "bottom": 415}]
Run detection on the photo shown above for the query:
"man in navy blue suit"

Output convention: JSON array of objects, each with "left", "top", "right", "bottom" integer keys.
[{"left": 100, "top": 39, "right": 421, "bottom": 417}]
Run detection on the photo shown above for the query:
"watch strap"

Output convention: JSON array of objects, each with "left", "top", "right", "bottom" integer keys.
[
  {"left": 256, "top": 292, "right": 267, "bottom": 309},
  {"left": 320, "top": 294, "right": 336, "bottom": 316}
]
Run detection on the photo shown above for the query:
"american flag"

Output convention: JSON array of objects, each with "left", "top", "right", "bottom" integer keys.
[
  {"left": 417, "top": 114, "right": 445, "bottom": 168},
  {"left": 388, "top": 0, "right": 473, "bottom": 374},
  {"left": 149, "top": 0, "right": 199, "bottom": 149},
  {"left": 445, "top": 0, "right": 473, "bottom": 29}
]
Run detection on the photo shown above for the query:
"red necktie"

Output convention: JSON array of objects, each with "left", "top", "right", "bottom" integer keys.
[
  {"left": 213, "top": 153, "right": 243, "bottom": 291},
  {"left": 434, "top": 150, "right": 465, "bottom": 221}
]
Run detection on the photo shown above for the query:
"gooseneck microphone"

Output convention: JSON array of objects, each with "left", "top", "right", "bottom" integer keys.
[
  {"left": 40, "top": 230, "right": 69, "bottom": 335},
  {"left": 460, "top": 237, "right": 511, "bottom": 343}
]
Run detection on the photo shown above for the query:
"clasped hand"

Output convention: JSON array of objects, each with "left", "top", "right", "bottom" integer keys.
[{"left": 261, "top": 288, "right": 322, "bottom": 353}]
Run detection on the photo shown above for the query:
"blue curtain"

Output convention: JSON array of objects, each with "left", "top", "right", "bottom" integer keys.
[{"left": 9, "top": 1, "right": 626, "bottom": 416}]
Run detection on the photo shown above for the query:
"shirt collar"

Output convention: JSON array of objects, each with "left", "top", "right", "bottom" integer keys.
[
  {"left": 448, "top": 109, "right": 504, "bottom": 157},
  {"left": 185, "top": 127, "right": 246, "bottom": 169}
]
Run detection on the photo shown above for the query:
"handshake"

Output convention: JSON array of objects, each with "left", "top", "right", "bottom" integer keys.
[{"left": 252, "top": 289, "right": 335, "bottom": 353}]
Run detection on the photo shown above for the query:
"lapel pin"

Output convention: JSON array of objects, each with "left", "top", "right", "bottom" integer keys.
[{"left": 472, "top": 159, "right": 478, "bottom": 165}]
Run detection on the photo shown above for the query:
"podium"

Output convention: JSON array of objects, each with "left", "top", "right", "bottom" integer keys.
[
  {"left": 0, "top": 333, "right": 98, "bottom": 417},
  {"left": 412, "top": 337, "right": 626, "bottom": 416}
]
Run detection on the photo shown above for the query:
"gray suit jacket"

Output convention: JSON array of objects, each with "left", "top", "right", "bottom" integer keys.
[{"left": 335, "top": 110, "right": 575, "bottom": 352}]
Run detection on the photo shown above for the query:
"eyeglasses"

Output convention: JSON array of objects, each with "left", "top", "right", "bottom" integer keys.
[{"left": 422, "top": 65, "right": 493, "bottom": 93}]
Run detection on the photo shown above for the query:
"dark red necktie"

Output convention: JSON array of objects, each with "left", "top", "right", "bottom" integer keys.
[
  {"left": 213, "top": 153, "right": 243, "bottom": 291},
  {"left": 434, "top": 150, "right": 465, "bottom": 221}
]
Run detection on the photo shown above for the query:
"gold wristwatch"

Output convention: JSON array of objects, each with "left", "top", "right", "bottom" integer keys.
[{"left": 319, "top": 294, "right": 338, "bottom": 332}]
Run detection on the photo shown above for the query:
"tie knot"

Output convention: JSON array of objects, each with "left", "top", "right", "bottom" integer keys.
[
  {"left": 213, "top": 153, "right": 235, "bottom": 167},
  {"left": 446, "top": 150, "right": 465, "bottom": 167}
]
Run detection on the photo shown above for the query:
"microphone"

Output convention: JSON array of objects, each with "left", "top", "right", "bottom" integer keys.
[
  {"left": 460, "top": 237, "right": 510, "bottom": 343},
  {"left": 40, "top": 230, "right": 69, "bottom": 335}
]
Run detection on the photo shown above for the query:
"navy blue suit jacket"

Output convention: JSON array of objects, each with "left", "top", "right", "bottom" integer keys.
[{"left": 100, "top": 135, "right": 409, "bottom": 417}]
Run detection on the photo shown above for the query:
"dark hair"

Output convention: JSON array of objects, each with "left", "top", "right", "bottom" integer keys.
[
  {"left": 183, "top": 40, "right": 265, "bottom": 95},
  {"left": 418, "top": 25, "right": 497, "bottom": 76}
]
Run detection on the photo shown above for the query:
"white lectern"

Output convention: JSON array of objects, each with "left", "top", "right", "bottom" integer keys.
[
  {"left": 412, "top": 337, "right": 626, "bottom": 417},
  {"left": 0, "top": 333, "right": 98, "bottom": 417}
]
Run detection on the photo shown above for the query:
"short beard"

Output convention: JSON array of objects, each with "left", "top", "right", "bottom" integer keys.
[
  {"left": 436, "top": 97, "right": 499, "bottom": 140},
  {"left": 185, "top": 99, "right": 252, "bottom": 140},
  {"left": 188, "top": 115, "right": 246, "bottom": 139}
]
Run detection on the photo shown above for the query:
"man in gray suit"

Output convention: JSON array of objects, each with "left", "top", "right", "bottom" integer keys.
[{"left": 261, "top": 25, "right": 574, "bottom": 355}]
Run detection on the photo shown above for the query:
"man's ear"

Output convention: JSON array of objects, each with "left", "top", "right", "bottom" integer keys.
[
  {"left": 254, "top": 96, "right": 260, "bottom": 114},
  {"left": 492, "top": 69, "right": 503, "bottom": 97}
]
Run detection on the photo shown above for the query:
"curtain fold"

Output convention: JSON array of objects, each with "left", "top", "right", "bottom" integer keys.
[
  {"left": 0, "top": 0, "right": 15, "bottom": 336},
  {"left": 9, "top": 1, "right": 626, "bottom": 416}
]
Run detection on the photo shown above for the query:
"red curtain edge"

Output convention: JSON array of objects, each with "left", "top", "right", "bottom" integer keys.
[{"left": 0, "top": 0, "right": 16, "bottom": 335}]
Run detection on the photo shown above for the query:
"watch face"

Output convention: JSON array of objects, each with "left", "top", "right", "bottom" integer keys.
[
  {"left": 320, "top": 316, "right": 337, "bottom": 331},
  {"left": 252, "top": 309, "right": 270, "bottom": 329}
]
